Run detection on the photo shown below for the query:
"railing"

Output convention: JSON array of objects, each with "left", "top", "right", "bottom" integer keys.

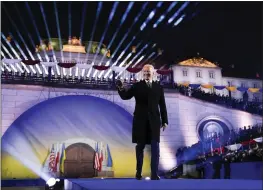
[{"left": 1, "top": 73, "right": 262, "bottom": 116}]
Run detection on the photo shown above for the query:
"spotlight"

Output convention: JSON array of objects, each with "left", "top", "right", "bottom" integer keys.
[
  {"left": 46, "top": 178, "right": 56, "bottom": 189},
  {"left": 145, "top": 177, "right": 150, "bottom": 180},
  {"left": 45, "top": 178, "right": 63, "bottom": 190}
]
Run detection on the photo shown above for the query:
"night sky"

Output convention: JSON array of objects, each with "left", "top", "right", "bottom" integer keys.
[{"left": 1, "top": 1, "right": 262, "bottom": 79}]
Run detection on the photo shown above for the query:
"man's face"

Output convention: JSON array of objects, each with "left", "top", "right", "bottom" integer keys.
[{"left": 143, "top": 66, "right": 154, "bottom": 81}]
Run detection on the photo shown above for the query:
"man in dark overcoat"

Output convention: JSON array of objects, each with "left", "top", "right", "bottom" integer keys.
[{"left": 116, "top": 64, "right": 168, "bottom": 180}]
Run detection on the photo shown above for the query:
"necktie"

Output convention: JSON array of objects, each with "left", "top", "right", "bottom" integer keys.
[{"left": 147, "top": 82, "right": 152, "bottom": 88}]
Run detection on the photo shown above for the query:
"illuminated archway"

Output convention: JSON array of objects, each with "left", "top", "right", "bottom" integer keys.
[
  {"left": 2, "top": 95, "right": 151, "bottom": 179},
  {"left": 196, "top": 115, "right": 233, "bottom": 141}
]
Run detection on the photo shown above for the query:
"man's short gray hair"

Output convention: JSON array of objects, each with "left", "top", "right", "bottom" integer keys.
[{"left": 143, "top": 64, "right": 155, "bottom": 70}]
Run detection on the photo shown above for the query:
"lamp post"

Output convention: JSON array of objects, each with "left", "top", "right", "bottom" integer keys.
[
  {"left": 228, "top": 81, "right": 232, "bottom": 98},
  {"left": 41, "top": 62, "right": 58, "bottom": 81}
]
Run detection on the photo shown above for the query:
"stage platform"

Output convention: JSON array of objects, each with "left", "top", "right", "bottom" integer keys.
[
  {"left": 2, "top": 178, "right": 262, "bottom": 190},
  {"left": 65, "top": 178, "right": 262, "bottom": 190}
]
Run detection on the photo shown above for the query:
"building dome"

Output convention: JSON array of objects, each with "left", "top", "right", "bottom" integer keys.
[{"left": 177, "top": 57, "right": 218, "bottom": 68}]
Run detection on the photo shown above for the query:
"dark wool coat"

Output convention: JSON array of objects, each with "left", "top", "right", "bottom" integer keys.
[{"left": 118, "top": 80, "right": 168, "bottom": 144}]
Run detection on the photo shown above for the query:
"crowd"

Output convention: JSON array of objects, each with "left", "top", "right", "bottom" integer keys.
[
  {"left": 174, "top": 84, "right": 262, "bottom": 116},
  {"left": 167, "top": 124, "right": 263, "bottom": 179}
]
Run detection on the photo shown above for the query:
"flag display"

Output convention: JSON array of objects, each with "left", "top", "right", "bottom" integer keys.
[
  {"left": 94, "top": 142, "right": 100, "bottom": 171},
  {"left": 54, "top": 143, "right": 60, "bottom": 173},
  {"left": 2, "top": 94, "right": 146, "bottom": 179},
  {"left": 99, "top": 145, "right": 104, "bottom": 172},
  {"left": 48, "top": 144, "right": 56, "bottom": 172},
  {"left": 60, "top": 143, "right": 66, "bottom": 174},
  {"left": 107, "top": 144, "right": 113, "bottom": 167}
]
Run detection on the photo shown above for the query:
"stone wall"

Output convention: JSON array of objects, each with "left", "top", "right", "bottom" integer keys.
[{"left": 1, "top": 84, "right": 262, "bottom": 170}]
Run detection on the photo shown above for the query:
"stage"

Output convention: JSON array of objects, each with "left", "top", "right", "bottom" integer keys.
[
  {"left": 2, "top": 178, "right": 262, "bottom": 190},
  {"left": 64, "top": 178, "right": 262, "bottom": 190}
]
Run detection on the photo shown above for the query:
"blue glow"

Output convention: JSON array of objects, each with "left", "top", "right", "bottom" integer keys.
[
  {"left": 121, "top": 2, "right": 134, "bottom": 24},
  {"left": 140, "top": 2, "right": 163, "bottom": 31},
  {"left": 68, "top": 2, "right": 72, "bottom": 38},
  {"left": 148, "top": 11, "right": 155, "bottom": 20},
  {"left": 85, "top": 2, "right": 103, "bottom": 61},
  {"left": 25, "top": 2, "right": 49, "bottom": 61},
  {"left": 148, "top": 52, "right": 156, "bottom": 59},
  {"left": 174, "top": 15, "right": 185, "bottom": 26},
  {"left": 14, "top": 4, "right": 37, "bottom": 54},
  {"left": 157, "top": 2, "right": 163, "bottom": 8},
  {"left": 132, "top": 43, "right": 146, "bottom": 60},
  {"left": 167, "top": 2, "right": 189, "bottom": 24},
  {"left": 1, "top": 37, "right": 15, "bottom": 58},
  {"left": 153, "top": 15, "right": 165, "bottom": 28},
  {"left": 167, "top": 2, "right": 177, "bottom": 12},
  {"left": 40, "top": 2, "right": 57, "bottom": 62},
  {"left": 92, "top": 2, "right": 119, "bottom": 77},
  {"left": 3, "top": 8, "right": 36, "bottom": 61},
  {"left": 80, "top": 2, "right": 88, "bottom": 39},
  {"left": 97, "top": 1, "right": 136, "bottom": 68},
  {"left": 103, "top": 37, "right": 136, "bottom": 78},
  {"left": 134, "top": 2, "right": 148, "bottom": 23},
  {"left": 116, "top": 43, "right": 148, "bottom": 76},
  {"left": 54, "top": 2, "right": 64, "bottom": 59},
  {"left": 137, "top": 52, "right": 157, "bottom": 67},
  {"left": 154, "top": 2, "right": 177, "bottom": 28},
  {"left": 159, "top": 15, "right": 165, "bottom": 22},
  {"left": 109, "top": 2, "right": 119, "bottom": 22},
  {"left": 76, "top": 2, "right": 88, "bottom": 62},
  {"left": 98, "top": 2, "right": 146, "bottom": 77},
  {"left": 140, "top": 22, "right": 146, "bottom": 31},
  {"left": 9, "top": 33, "right": 27, "bottom": 60}
]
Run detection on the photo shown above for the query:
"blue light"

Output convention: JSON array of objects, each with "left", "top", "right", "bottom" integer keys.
[
  {"left": 140, "top": 22, "right": 146, "bottom": 31},
  {"left": 148, "top": 11, "right": 155, "bottom": 20}
]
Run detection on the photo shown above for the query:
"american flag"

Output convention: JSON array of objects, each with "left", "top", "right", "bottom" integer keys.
[
  {"left": 54, "top": 144, "right": 60, "bottom": 173},
  {"left": 94, "top": 142, "right": 100, "bottom": 170},
  {"left": 98, "top": 148, "right": 104, "bottom": 172},
  {"left": 49, "top": 145, "right": 56, "bottom": 172}
]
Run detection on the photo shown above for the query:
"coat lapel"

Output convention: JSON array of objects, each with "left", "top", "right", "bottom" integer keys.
[
  {"left": 141, "top": 80, "right": 158, "bottom": 93},
  {"left": 151, "top": 81, "right": 158, "bottom": 93}
]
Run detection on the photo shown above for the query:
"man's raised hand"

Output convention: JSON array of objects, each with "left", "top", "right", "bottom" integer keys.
[{"left": 116, "top": 79, "right": 124, "bottom": 90}]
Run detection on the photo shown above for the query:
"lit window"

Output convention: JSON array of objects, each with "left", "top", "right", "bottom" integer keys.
[
  {"left": 183, "top": 70, "right": 188, "bottom": 76},
  {"left": 196, "top": 71, "right": 202, "bottom": 78},
  {"left": 209, "top": 72, "right": 215, "bottom": 79}
]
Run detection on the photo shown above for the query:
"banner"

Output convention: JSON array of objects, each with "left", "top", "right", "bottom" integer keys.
[
  {"left": 189, "top": 84, "right": 201, "bottom": 89},
  {"left": 201, "top": 84, "right": 213, "bottom": 89},
  {"left": 248, "top": 88, "right": 260, "bottom": 93},
  {"left": 213, "top": 86, "right": 225, "bottom": 90},
  {"left": 226, "top": 86, "right": 237, "bottom": 92},
  {"left": 237, "top": 87, "right": 249, "bottom": 92}
]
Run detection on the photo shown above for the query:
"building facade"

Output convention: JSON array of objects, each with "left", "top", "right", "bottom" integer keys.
[{"left": 172, "top": 58, "right": 262, "bottom": 102}]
